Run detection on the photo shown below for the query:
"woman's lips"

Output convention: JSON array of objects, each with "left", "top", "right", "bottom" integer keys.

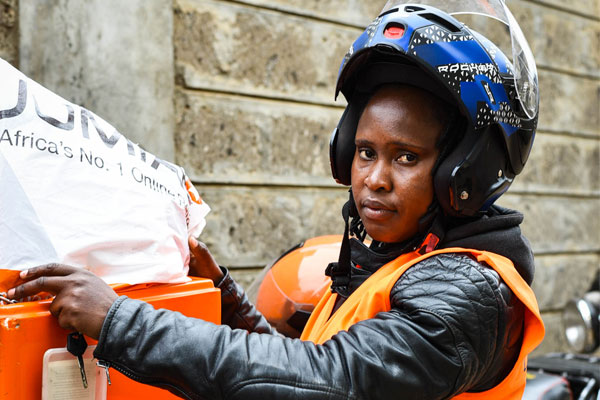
[{"left": 361, "top": 199, "right": 395, "bottom": 221}]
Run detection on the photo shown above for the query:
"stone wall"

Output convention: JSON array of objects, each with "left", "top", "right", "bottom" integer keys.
[
  {"left": 14, "top": 0, "right": 600, "bottom": 354},
  {"left": 498, "top": 0, "right": 600, "bottom": 354},
  {"left": 0, "top": 0, "right": 18, "bottom": 66}
]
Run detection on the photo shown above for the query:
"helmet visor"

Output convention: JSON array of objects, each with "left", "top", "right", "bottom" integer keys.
[{"left": 381, "top": 0, "right": 539, "bottom": 119}]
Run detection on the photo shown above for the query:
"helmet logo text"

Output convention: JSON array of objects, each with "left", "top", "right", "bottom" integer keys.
[{"left": 481, "top": 80, "right": 496, "bottom": 105}]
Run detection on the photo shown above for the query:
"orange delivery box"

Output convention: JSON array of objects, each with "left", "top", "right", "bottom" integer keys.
[{"left": 0, "top": 270, "right": 221, "bottom": 399}]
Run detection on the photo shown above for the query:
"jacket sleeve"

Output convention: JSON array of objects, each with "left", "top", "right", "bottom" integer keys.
[
  {"left": 216, "top": 267, "right": 276, "bottom": 334},
  {"left": 93, "top": 254, "right": 522, "bottom": 400}
]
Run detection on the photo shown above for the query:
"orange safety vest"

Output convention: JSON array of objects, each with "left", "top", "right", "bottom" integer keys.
[{"left": 301, "top": 247, "right": 545, "bottom": 399}]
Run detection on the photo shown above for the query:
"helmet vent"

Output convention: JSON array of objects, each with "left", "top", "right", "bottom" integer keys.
[
  {"left": 384, "top": 23, "right": 406, "bottom": 39},
  {"left": 404, "top": 5, "right": 424, "bottom": 13},
  {"left": 379, "top": 7, "right": 399, "bottom": 18},
  {"left": 419, "top": 13, "right": 461, "bottom": 33}
]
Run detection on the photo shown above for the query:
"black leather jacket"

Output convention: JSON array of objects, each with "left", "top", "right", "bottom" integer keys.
[{"left": 94, "top": 206, "right": 533, "bottom": 399}]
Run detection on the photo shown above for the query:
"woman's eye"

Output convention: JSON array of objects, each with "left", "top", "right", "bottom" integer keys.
[
  {"left": 397, "top": 153, "right": 417, "bottom": 163},
  {"left": 358, "top": 149, "right": 375, "bottom": 160}
]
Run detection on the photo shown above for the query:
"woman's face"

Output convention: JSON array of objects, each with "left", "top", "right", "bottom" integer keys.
[{"left": 351, "top": 85, "right": 444, "bottom": 243}]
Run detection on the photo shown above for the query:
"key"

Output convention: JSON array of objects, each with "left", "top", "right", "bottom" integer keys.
[
  {"left": 0, "top": 292, "right": 17, "bottom": 304},
  {"left": 67, "top": 332, "right": 89, "bottom": 388}
]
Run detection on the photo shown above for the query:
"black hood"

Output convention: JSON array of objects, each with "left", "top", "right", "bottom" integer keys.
[
  {"left": 348, "top": 205, "right": 535, "bottom": 293},
  {"left": 439, "top": 205, "right": 535, "bottom": 285}
]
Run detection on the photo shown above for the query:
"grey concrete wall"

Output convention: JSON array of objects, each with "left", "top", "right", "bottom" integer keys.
[
  {"left": 18, "top": 0, "right": 175, "bottom": 161},
  {"left": 13, "top": 0, "right": 600, "bottom": 354}
]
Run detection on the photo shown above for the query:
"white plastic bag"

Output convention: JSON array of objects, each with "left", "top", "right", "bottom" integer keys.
[{"left": 0, "top": 58, "right": 210, "bottom": 284}]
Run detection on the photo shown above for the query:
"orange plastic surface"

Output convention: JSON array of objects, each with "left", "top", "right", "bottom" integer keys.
[
  {"left": 0, "top": 277, "right": 220, "bottom": 399},
  {"left": 268, "top": 235, "right": 339, "bottom": 305}
]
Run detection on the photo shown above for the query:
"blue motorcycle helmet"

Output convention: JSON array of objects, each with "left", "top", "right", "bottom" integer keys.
[{"left": 330, "top": 0, "right": 539, "bottom": 217}]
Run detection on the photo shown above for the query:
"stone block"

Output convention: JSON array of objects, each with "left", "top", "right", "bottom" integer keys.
[
  {"left": 532, "top": 254, "right": 600, "bottom": 310},
  {"left": 537, "top": 70, "right": 599, "bottom": 136},
  {"left": 515, "top": 133, "right": 600, "bottom": 193},
  {"left": 532, "top": 311, "right": 600, "bottom": 356},
  {"left": 0, "top": 0, "right": 18, "bottom": 66},
  {"left": 194, "top": 185, "right": 600, "bottom": 270},
  {"left": 19, "top": 0, "right": 175, "bottom": 160},
  {"left": 508, "top": 0, "right": 600, "bottom": 77},
  {"left": 229, "top": 267, "right": 263, "bottom": 291},
  {"left": 174, "top": 1, "right": 599, "bottom": 136},
  {"left": 518, "top": 0, "right": 600, "bottom": 23},
  {"left": 498, "top": 194, "right": 600, "bottom": 254},
  {"left": 531, "top": 311, "right": 569, "bottom": 356},
  {"left": 173, "top": 0, "right": 357, "bottom": 105},
  {"left": 174, "top": 92, "right": 600, "bottom": 193},
  {"left": 196, "top": 185, "right": 348, "bottom": 268},
  {"left": 175, "top": 89, "right": 343, "bottom": 183},
  {"left": 183, "top": 1, "right": 600, "bottom": 79},
  {"left": 228, "top": 0, "right": 381, "bottom": 27}
]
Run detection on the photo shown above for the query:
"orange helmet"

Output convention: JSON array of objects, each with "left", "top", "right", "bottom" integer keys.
[{"left": 247, "top": 235, "right": 342, "bottom": 338}]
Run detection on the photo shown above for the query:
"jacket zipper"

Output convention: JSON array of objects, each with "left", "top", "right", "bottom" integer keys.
[
  {"left": 95, "top": 359, "right": 195, "bottom": 400},
  {"left": 96, "top": 360, "right": 112, "bottom": 385}
]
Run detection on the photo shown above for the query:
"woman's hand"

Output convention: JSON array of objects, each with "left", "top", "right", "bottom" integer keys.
[
  {"left": 7, "top": 264, "right": 117, "bottom": 339},
  {"left": 188, "top": 236, "right": 224, "bottom": 285}
]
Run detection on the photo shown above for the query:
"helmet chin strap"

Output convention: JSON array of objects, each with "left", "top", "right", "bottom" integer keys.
[
  {"left": 325, "top": 190, "right": 354, "bottom": 298},
  {"left": 326, "top": 190, "right": 446, "bottom": 298}
]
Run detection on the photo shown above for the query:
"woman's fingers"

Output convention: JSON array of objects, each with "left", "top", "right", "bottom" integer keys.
[
  {"left": 8, "top": 263, "right": 117, "bottom": 339},
  {"left": 189, "top": 235, "right": 199, "bottom": 252},
  {"left": 188, "top": 236, "right": 224, "bottom": 284},
  {"left": 8, "top": 263, "right": 83, "bottom": 299},
  {"left": 22, "top": 263, "right": 78, "bottom": 278},
  {"left": 8, "top": 275, "right": 64, "bottom": 300}
]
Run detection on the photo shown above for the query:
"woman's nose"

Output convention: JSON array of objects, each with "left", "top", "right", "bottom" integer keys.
[{"left": 364, "top": 160, "right": 392, "bottom": 192}]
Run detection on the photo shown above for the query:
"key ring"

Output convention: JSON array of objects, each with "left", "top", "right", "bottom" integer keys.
[{"left": 0, "top": 292, "right": 17, "bottom": 304}]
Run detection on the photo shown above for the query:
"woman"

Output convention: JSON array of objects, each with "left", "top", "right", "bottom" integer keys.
[{"left": 9, "top": 1, "right": 544, "bottom": 399}]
